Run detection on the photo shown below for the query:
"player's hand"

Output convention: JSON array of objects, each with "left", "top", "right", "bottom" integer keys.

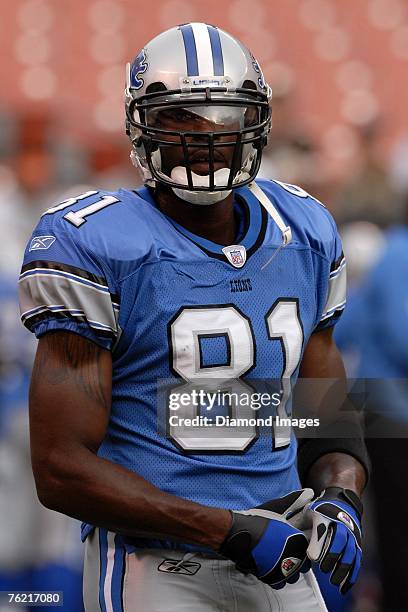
[
  {"left": 292, "top": 487, "right": 363, "bottom": 594},
  {"left": 219, "top": 488, "right": 314, "bottom": 587}
]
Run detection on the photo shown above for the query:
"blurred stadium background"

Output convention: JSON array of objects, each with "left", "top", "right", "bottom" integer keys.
[{"left": 1, "top": 1, "right": 407, "bottom": 610}]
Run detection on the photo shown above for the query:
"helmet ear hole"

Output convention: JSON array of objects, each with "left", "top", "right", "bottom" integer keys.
[
  {"left": 242, "top": 80, "right": 257, "bottom": 90},
  {"left": 146, "top": 82, "right": 167, "bottom": 94}
]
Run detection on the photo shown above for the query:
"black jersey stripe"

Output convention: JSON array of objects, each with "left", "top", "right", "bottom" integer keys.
[
  {"left": 314, "top": 308, "right": 344, "bottom": 332},
  {"left": 21, "top": 260, "right": 107, "bottom": 286},
  {"left": 20, "top": 260, "right": 120, "bottom": 304},
  {"left": 182, "top": 203, "right": 268, "bottom": 263},
  {"left": 22, "top": 309, "right": 116, "bottom": 339},
  {"left": 330, "top": 251, "right": 345, "bottom": 273}
]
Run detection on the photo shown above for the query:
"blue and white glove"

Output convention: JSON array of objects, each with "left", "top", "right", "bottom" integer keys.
[
  {"left": 293, "top": 487, "right": 363, "bottom": 594},
  {"left": 220, "top": 488, "right": 314, "bottom": 587}
]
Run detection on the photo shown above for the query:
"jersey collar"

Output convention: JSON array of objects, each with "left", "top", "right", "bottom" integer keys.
[{"left": 136, "top": 186, "right": 268, "bottom": 262}]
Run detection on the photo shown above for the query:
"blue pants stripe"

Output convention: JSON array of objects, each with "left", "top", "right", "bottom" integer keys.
[
  {"left": 98, "top": 529, "right": 108, "bottom": 612},
  {"left": 111, "top": 535, "right": 125, "bottom": 611}
]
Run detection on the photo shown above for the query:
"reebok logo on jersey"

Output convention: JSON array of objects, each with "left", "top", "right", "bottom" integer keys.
[
  {"left": 222, "top": 245, "right": 246, "bottom": 268},
  {"left": 281, "top": 556, "right": 301, "bottom": 577},
  {"left": 158, "top": 559, "right": 201, "bottom": 575},
  {"left": 337, "top": 511, "right": 354, "bottom": 531},
  {"left": 29, "top": 235, "right": 56, "bottom": 251}
]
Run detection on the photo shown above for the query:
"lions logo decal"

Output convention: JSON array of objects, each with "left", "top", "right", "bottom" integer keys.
[
  {"left": 250, "top": 53, "right": 267, "bottom": 91},
  {"left": 131, "top": 49, "right": 148, "bottom": 90}
]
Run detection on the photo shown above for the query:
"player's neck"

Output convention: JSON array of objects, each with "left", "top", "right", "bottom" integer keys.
[{"left": 154, "top": 187, "right": 237, "bottom": 246}]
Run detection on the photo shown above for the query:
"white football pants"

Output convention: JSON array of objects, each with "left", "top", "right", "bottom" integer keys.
[{"left": 83, "top": 528, "right": 328, "bottom": 612}]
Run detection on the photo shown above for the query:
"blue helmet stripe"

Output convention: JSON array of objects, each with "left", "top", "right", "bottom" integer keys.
[
  {"left": 207, "top": 25, "right": 224, "bottom": 75},
  {"left": 180, "top": 24, "right": 199, "bottom": 76}
]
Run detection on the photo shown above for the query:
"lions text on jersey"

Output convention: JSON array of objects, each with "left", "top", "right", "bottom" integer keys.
[{"left": 19, "top": 179, "right": 346, "bottom": 550}]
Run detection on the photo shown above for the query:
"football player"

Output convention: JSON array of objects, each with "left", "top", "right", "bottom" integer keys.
[{"left": 19, "top": 24, "right": 369, "bottom": 611}]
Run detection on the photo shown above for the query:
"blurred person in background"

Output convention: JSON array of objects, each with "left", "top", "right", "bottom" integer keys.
[
  {"left": 0, "top": 277, "right": 36, "bottom": 612},
  {"left": 335, "top": 221, "right": 385, "bottom": 379},
  {"left": 259, "top": 87, "right": 321, "bottom": 197},
  {"left": 0, "top": 109, "right": 79, "bottom": 279},
  {"left": 334, "top": 120, "right": 403, "bottom": 228},
  {"left": 389, "top": 130, "right": 408, "bottom": 196},
  {"left": 0, "top": 109, "right": 87, "bottom": 610},
  {"left": 335, "top": 199, "right": 408, "bottom": 612},
  {"left": 0, "top": 278, "right": 84, "bottom": 612}
]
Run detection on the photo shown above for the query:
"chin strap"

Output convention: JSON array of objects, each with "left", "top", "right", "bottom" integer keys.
[
  {"left": 170, "top": 166, "right": 232, "bottom": 206},
  {"left": 247, "top": 182, "right": 292, "bottom": 270},
  {"left": 247, "top": 182, "right": 292, "bottom": 246},
  {"left": 172, "top": 186, "right": 231, "bottom": 205}
]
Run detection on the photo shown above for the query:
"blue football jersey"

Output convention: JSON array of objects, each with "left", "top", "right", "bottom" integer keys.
[{"left": 19, "top": 179, "right": 345, "bottom": 547}]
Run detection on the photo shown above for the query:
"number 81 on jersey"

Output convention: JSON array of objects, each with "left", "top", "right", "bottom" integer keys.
[{"left": 166, "top": 300, "right": 303, "bottom": 453}]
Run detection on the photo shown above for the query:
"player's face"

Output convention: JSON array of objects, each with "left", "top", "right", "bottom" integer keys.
[{"left": 146, "top": 105, "right": 258, "bottom": 177}]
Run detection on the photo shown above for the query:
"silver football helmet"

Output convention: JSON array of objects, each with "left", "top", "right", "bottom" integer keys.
[{"left": 125, "top": 23, "right": 272, "bottom": 205}]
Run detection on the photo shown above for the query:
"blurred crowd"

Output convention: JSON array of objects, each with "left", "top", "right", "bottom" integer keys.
[{"left": 0, "top": 86, "right": 408, "bottom": 612}]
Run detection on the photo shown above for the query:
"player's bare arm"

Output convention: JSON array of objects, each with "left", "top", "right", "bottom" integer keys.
[
  {"left": 30, "top": 331, "right": 231, "bottom": 550},
  {"left": 306, "top": 452, "right": 365, "bottom": 499},
  {"left": 295, "top": 326, "right": 367, "bottom": 593},
  {"left": 298, "top": 326, "right": 367, "bottom": 497}
]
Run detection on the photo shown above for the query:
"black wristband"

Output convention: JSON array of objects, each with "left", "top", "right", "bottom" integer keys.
[{"left": 297, "top": 435, "right": 371, "bottom": 487}]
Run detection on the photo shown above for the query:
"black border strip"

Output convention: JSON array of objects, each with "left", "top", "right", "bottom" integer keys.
[
  {"left": 22, "top": 309, "right": 116, "bottom": 339},
  {"left": 20, "top": 260, "right": 120, "bottom": 304},
  {"left": 179, "top": 203, "right": 268, "bottom": 264},
  {"left": 314, "top": 308, "right": 344, "bottom": 332},
  {"left": 330, "top": 251, "right": 345, "bottom": 273}
]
